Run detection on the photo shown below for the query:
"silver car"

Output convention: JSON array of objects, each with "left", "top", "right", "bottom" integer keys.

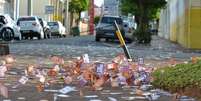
[
  {"left": 95, "top": 15, "right": 125, "bottom": 41},
  {"left": 0, "top": 14, "right": 22, "bottom": 41},
  {"left": 48, "top": 21, "right": 66, "bottom": 37},
  {"left": 17, "top": 16, "right": 44, "bottom": 40}
]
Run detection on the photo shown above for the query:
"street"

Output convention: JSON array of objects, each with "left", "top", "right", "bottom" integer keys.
[
  {"left": 9, "top": 35, "right": 201, "bottom": 61},
  {"left": 0, "top": 35, "right": 199, "bottom": 101},
  {"left": 0, "top": 0, "right": 201, "bottom": 100}
]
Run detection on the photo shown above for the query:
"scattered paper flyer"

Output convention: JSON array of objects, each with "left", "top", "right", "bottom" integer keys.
[{"left": 59, "top": 86, "right": 76, "bottom": 94}]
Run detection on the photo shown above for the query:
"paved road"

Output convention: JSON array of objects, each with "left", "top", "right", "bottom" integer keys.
[
  {"left": 8, "top": 35, "right": 201, "bottom": 61},
  {"left": 0, "top": 35, "right": 199, "bottom": 101}
]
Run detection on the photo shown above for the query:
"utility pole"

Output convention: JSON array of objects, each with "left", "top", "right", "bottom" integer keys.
[
  {"left": 27, "top": 0, "right": 32, "bottom": 16},
  {"left": 89, "top": 0, "right": 94, "bottom": 35},
  {"left": 64, "top": 0, "right": 69, "bottom": 34},
  {"left": 14, "top": 0, "right": 19, "bottom": 20}
]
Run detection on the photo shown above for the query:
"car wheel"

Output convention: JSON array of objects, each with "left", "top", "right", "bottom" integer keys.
[
  {"left": 59, "top": 34, "right": 62, "bottom": 38},
  {"left": 106, "top": 38, "right": 109, "bottom": 42},
  {"left": 47, "top": 30, "right": 51, "bottom": 39},
  {"left": 95, "top": 37, "right": 100, "bottom": 42},
  {"left": 25, "top": 36, "right": 29, "bottom": 40},
  {"left": 63, "top": 35, "right": 66, "bottom": 37},
  {"left": 30, "top": 36, "right": 33, "bottom": 40},
  {"left": 38, "top": 30, "right": 44, "bottom": 40},
  {"left": 44, "top": 33, "right": 47, "bottom": 39},
  {"left": 37, "top": 34, "right": 41, "bottom": 40},
  {"left": 16, "top": 33, "right": 22, "bottom": 41},
  {"left": 1, "top": 28, "right": 14, "bottom": 41},
  {"left": 48, "top": 33, "right": 52, "bottom": 39}
]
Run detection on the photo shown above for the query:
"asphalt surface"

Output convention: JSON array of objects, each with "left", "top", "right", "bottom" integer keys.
[
  {"left": 8, "top": 35, "right": 201, "bottom": 61},
  {"left": 0, "top": 35, "right": 200, "bottom": 101}
]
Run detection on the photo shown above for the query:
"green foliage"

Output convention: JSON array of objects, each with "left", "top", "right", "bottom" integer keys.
[
  {"left": 152, "top": 60, "right": 201, "bottom": 93},
  {"left": 69, "top": 0, "right": 88, "bottom": 16},
  {"left": 94, "top": 16, "right": 100, "bottom": 25},
  {"left": 121, "top": 0, "right": 167, "bottom": 44},
  {"left": 69, "top": 0, "right": 89, "bottom": 26}
]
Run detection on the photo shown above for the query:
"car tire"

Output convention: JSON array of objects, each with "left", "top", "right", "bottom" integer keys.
[
  {"left": 38, "top": 30, "right": 44, "bottom": 40},
  {"left": 62, "top": 35, "right": 66, "bottom": 38},
  {"left": 47, "top": 33, "right": 51, "bottom": 39},
  {"left": 37, "top": 34, "right": 41, "bottom": 40},
  {"left": 15, "top": 34, "right": 22, "bottom": 41},
  {"left": 95, "top": 37, "right": 100, "bottom": 42},
  {"left": 25, "top": 36, "right": 29, "bottom": 40},
  {"left": 30, "top": 35, "right": 33, "bottom": 40},
  {"left": 1, "top": 28, "right": 14, "bottom": 41},
  {"left": 106, "top": 38, "right": 109, "bottom": 42},
  {"left": 59, "top": 34, "right": 62, "bottom": 38},
  {"left": 44, "top": 33, "right": 47, "bottom": 39},
  {"left": 46, "top": 30, "right": 51, "bottom": 39}
]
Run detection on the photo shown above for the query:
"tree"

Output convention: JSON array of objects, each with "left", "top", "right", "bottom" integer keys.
[
  {"left": 121, "top": 0, "right": 167, "bottom": 44},
  {"left": 69, "top": 0, "right": 89, "bottom": 27}
]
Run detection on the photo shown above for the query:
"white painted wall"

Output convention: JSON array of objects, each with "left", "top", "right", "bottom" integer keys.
[
  {"left": 0, "top": 0, "right": 12, "bottom": 16},
  {"left": 19, "top": 0, "right": 51, "bottom": 21}
]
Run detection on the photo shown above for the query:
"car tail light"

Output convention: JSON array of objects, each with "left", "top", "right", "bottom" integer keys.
[
  {"left": 32, "top": 22, "right": 37, "bottom": 26},
  {"left": 128, "top": 28, "right": 131, "bottom": 33}
]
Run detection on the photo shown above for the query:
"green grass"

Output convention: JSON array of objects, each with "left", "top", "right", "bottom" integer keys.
[{"left": 152, "top": 60, "right": 201, "bottom": 98}]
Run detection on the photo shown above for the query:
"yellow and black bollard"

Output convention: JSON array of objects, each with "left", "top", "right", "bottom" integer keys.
[{"left": 114, "top": 21, "right": 132, "bottom": 61}]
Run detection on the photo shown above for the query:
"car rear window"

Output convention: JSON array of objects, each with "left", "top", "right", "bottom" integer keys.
[
  {"left": 17, "top": 17, "right": 36, "bottom": 25},
  {"left": 0, "top": 16, "right": 7, "bottom": 24},
  {"left": 18, "top": 17, "right": 36, "bottom": 21},
  {"left": 48, "top": 22, "right": 58, "bottom": 26},
  {"left": 101, "top": 17, "right": 123, "bottom": 24}
]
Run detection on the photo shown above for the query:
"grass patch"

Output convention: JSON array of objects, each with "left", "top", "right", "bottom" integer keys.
[{"left": 152, "top": 60, "right": 201, "bottom": 99}]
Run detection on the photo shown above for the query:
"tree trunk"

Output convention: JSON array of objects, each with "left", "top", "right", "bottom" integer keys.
[
  {"left": 135, "top": 0, "right": 151, "bottom": 44},
  {"left": 76, "top": 11, "right": 81, "bottom": 26},
  {"left": 70, "top": 12, "right": 74, "bottom": 28}
]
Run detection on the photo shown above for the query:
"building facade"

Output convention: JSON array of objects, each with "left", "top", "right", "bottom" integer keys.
[
  {"left": 94, "top": 5, "right": 103, "bottom": 17},
  {"left": 18, "top": 0, "right": 52, "bottom": 21},
  {"left": 18, "top": 0, "right": 71, "bottom": 34},
  {"left": 103, "top": 0, "right": 120, "bottom": 16},
  {"left": 0, "top": 0, "right": 14, "bottom": 17},
  {"left": 159, "top": 0, "right": 201, "bottom": 49}
]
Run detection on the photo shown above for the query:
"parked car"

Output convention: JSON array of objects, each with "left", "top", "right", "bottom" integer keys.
[
  {"left": 95, "top": 15, "right": 125, "bottom": 41},
  {"left": 17, "top": 16, "right": 44, "bottom": 39},
  {"left": 123, "top": 21, "right": 135, "bottom": 33},
  {"left": 0, "top": 14, "right": 22, "bottom": 41},
  {"left": 37, "top": 17, "right": 51, "bottom": 39},
  {"left": 47, "top": 21, "right": 66, "bottom": 37}
]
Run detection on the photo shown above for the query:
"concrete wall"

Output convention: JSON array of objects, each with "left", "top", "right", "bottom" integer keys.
[
  {"left": 189, "top": 0, "right": 201, "bottom": 49},
  {"left": 0, "top": 0, "right": 13, "bottom": 16},
  {"left": 104, "top": 0, "right": 119, "bottom": 16},
  {"left": 159, "top": 0, "right": 201, "bottom": 49},
  {"left": 19, "top": 0, "right": 52, "bottom": 21}
]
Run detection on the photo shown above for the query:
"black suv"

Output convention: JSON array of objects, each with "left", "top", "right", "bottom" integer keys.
[{"left": 95, "top": 16, "right": 125, "bottom": 41}]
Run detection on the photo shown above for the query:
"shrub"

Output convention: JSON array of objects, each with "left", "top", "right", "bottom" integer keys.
[{"left": 152, "top": 60, "right": 201, "bottom": 99}]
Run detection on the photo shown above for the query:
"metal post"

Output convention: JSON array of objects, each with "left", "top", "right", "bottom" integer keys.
[
  {"left": 89, "top": 0, "right": 94, "bottom": 35},
  {"left": 27, "top": 0, "right": 32, "bottom": 16},
  {"left": 15, "top": 0, "right": 19, "bottom": 20},
  {"left": 114, "top": 21, "right": 132, "bottom": 60},
  {"left": 64, "top": 0, "right": 69, "bottom": 34}
]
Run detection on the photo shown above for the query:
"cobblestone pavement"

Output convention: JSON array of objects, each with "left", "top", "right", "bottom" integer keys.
[
  {"left": 0, "top": 35, "right": 200, "bottom": 101},
  {"left": 8, "top": 35, "right": 201, "bottom": 61}
]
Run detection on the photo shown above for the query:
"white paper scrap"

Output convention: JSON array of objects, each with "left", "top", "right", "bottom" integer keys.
[
  {"left": 108, "top": 97, "right": 117, "bottom": 101},
  {"left": 59, "top": 86, "right": 75, "bottom": 94},
  {"left": 19, "top": 76, "right": 28, "bottom": 84},
  {"left": 44, "top": 89, "right": 58, "bottom": 93},
  {"left": 89, "top": 100, "right": 102, "bottom": 101},
  {"left": 110, "top": 92, "right": 122, "bottom": 95},
  {"left": 57, "top": 94, "right": 70, "bottom": 98},
  {"left": 84, "top": 95, "right": 98, "bottom": 98}
]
